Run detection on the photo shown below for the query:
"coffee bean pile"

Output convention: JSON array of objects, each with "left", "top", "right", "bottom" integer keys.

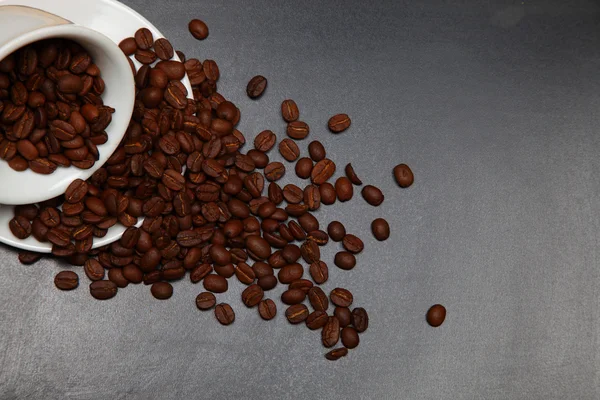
[
  {"left": 0, "top": 39, "right": 114, "bottom": 173},
  {"left": 13, "top": 21, "right": 417, "bottom": 360}
]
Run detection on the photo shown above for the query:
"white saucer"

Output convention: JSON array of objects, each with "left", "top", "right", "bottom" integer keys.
[{"left": 0, "top": 0, "right": 192, "bottom": 253}]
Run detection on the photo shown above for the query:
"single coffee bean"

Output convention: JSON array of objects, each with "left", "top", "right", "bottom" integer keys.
[
  {"left": 190, "top": 263, "right": 212, "bottom": 283},
  {"left": 241, "top": 284, "right": 264, "bottom": 307},
  {"left": 9, "top": 216, "right": 31, "bottom": 239},
  {"left": 245, "top": 235, "right": 271, "bottom": 260},
  {"left": 322, "top": 316, "right": 340, "bottom": 347},
  {"left": 65, "top": 179, "right": 88, "bottom": 203},
  {"left": 119, "top": 37, "right": 137, "bottom": 55},
  {"left": 54, "top": 271, "right": 79, "bottom": 290},
  {"left": 281, "top": 288, "right": 306, "bottom": 305},
  {"left": 327, "top": 221, "right": 346, "bottom": 242},
  {"left": 361, "top": 185, "right": 384, "bottom": 206},
  {"left": 303, "top": 185, "right": 321, "bottom": 211},
  {"left": 342, "top": 234, "right": 364, "bottom": 254},
  {"left": 345, "top": 163, "right": 363, "bottom": 185},
  {"left": 335, "top": 177, "right": 353, "bottom": 202},
  {"left": 306, "top": 310, "right": 329, "bottom": 330},
  {"left": 247, "top": 149, "right": 269, "bottom": 169},
  {"left": 286, "top": 121, "right": 309, "bottom": 140},
  {"left": 57, "top": 75, "right": 83, "bottom": 94},
  {"left": 325, "top": 347, "right": 348, "bottom": 361},
  {"left": 394, "top": 163, "right": 414, "bottom": 188},
  {"left": 246, "top": 75, "right": 267, "bottom": 99},
  {"left": 122, "top": 265, "right": 143, "bottom": 284},
  {"left": 264, "top": 162, "right": 285, "bottom": 182},
  {"left": 257, "top": 275, "right": 277, "bottom": 291},
  {"left": 154, "top": 38, "right": 174, "bottom": 60},
  {"left": 309, "top": 261, "right": 329, "bottom": 284},
  {"left": 427, "top": 304, "right": 446, "bottom": 327},
  {"left": 298, "top": 213, "right": 319, "bottom": 233},
  {"left": 295, "top": 157, "right": 313, "bottom": 179},
  {"left": 285, "top": 304, "right": 309, "bottom": 324},
  {"left": 341, "top": 327, "right": 360, "bottom": 349},
  {"left": 334, "top": 306, "right": 352, "bottom": 328},
  {"left": 300, "top": 240, "right": 320, "bottom": 263},
  {"left": 328, "top": 113, "right": 351, "bottom": 133},
  {"left": 189, "top": 19, "right": 209, "bottom": 40},
  {"left": 351, "top": 307, "right": 369, "bottom": 332},
  {"left": 203, "top": 274, "right": 228, "bottom": 293},
  {"left": 288, "top": 279, "right": 313, "bottom": 294},
  {"left": 317, "top": 183, "right": 335, "bottom": 205},
  {"left": 254, "top": 129, "right": 276, "bottom": 152},
  {"left": 308, "top": 287, "right": 329, "bottom": 311},
  {"left": 283, "top": 184, "right": 303, "bottom": 204},
  {"left": 277, "top": 99, "right": 299, "bottom": 124},
  {"left": 215, "top": 303, "right": 235, "bottom": 325},
  {"left": 84, "top": 259, "right": 105, "bottom": 281},
  {"left": 311, "top": 159, "right": 335, "bottom": 185},
  {"left": 89, "top": 280, "right": 117, "bottom": 300},
  {"left": 134, "top": 28, "right": 154, "bottom": 50},
  {"left": 330, "top": 288, "right": 353, "bottom": 307},
  {"left": 258, "top": 299, "right": 277, "bottom": 320},
  {"left": 277, "top": 263, "right": 303, "bottom": 284},
  {"left": 235, "top": 262, "right": 256, "bottom": 285},
  {"left": 308, "top": 141, "right": 326, "bottom": 162},
  {"left": 108, "top": 268, "right": 129, "bottom": 288},
  {"left": 151, "top": 282, "right": 173, "bottom": 300},
  {"left": 196, "top": 292, "right": 216, "bottom": 310},
  {"left": 252, "top": 261, "right": 274, "bottom": 278},
  {"left": 18, "top": 251, "right": 42, "bottom": 265},
  {"left": 278, "top": 138, "right": 300, "bottom": 162},
  {"left": 371, "top": 218, "right": 390, "bottom": 241}
]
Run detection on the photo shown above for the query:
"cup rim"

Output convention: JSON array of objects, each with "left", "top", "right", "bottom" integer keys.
[{"left": 0, "top": 24, "right": 135, "bottom": 205}]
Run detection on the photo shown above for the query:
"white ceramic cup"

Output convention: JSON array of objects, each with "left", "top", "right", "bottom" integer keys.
[{"left": 0, "top": 5, "right": 134, "bottom": 205}]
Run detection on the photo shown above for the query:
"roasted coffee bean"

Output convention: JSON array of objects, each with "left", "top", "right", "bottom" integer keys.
[
  {"left": 241, "top": 284, "right": 264, "bottom": 307},
  {"left": 189, "top": 19, "right": 209, "bottom": 40},
  {"left": 89, "top": 280, "right": 117, "bottom": 300},
  {"left": 306, "top": 310, "right": 329, "bottom": 330},
  {"left": 214, "top": 263, "right": 235, "bottom": 278},
  {"left": 394, "top": 163, "right": 414, "bottom": 188},
  {"left": 257, "top": 275, "right": 277, "bottom": 291},
  {"left": 254, "top": 129, "right": 276, "bottom": 152},
  {"left": 8, "top": 156, "right": 28, "bottom": 171},
  {"left": 308, "top": 287, "right": 329, "bottom": 311},
  {"left": 264, "top": 162, "right": 285, "bottom": 182},
  {"left": 9, "top": 216, "right": 31, "bottom": 239},
  {"left": 154, "top": 38, "right": 174, "bottom": 60},
  {"left": 278, "top": 138, "right": 300, "bottom": 162},
  {"left": 342, "top": 234, "right": 364, "bottom": 254},
  {"left": 258, "top": 299, "right": 277, "bottom": 320},
  {"left": 351, "top": 307, "right": 369, "bottom": 332},
  {"left": 108, "top": 268, "right": 129, "bottom": 288},
  {"left": 267, "top": 182, "right": 284, "bottom": 205},
  {"left": 310, "top": 159, "right": 336, "bottom": 185},
  {"left": 285, "top": 304, "right": 309, "bottom": 324},
  {"left": 252, "top": 261, "right": 274, "bottom": 278},
  {"left": 289, "top": 279, "right": 313, "bottom": 294},
  {"left": 247, "top": 149, "right": 269, "bottom": 169},
  {"left": 341, "top": 327, "right": 360, "bottom": 349},
  {"left": 286, "top": 121, "right": 309, "bottom": 140},
  {"left": 322, "top": 316, "right": 341, "bottom": 347},
  {"left": 309, "top": 261, "right": 329, "bottom": 284},
  {"left": 334, "top": 306, "right": 352, "bottom": 328},
  {"left": 281, "top": 244, "right": 301, "bottom": 263},
  {"left": 298, "top": 213, "right": 319, "bottom": 233},
  {"left": 215, "top": 303, "right": 235, "bottom": 325},
  {"left": 17, "top": 139, "right": 39, "bottom": 161},
  {"left": 203, "top": 274, "right": 228, "bottom": 293},
  {"left": 335, "top": 177, "right": 353, "bottom": 202},
  {"left": 325, "top": 347, "right": 348, "bottom": 361},
  {"left": 344, "top": 163, "right": 363, "bottom": 185},
  {"left": 300, "top": 240, "right": 320, "bottom": 263},
  {"left": 283, "top": 184, "right": 303, "bottom": 204},
  {"left": 54, "top": 271, "right": 78, "bottom": 290},
  {"left": 235, "top": 262, "right": 256, "bottom": 284},
  {"left": 246, "top": 75, "right": 267, "bottom": 99},
  {"left": 361, "top": 185, "right": 384, "bottom": 206},
  {"left": 281, "top": 99, "right": 299, "bottom": 122},
  {"left": 295, "top": 157, "right": 313, "bottom": 179},
  {"left": 330, "top": 288, "right": 353, "bottom": 307},
  {"left": 328, "top": 113, "right": 351, "bottom": 133},
  {"left": 427, "top": 304, "right": 446, "bottom": 327},
  {"left": 287, "top": 220, "right": 306, "bottom": 241},
  {"left": 57, "top": 75, "right": 83, "bottom": 94},
  {"left": 122, "top": 265, "right": 143, "bottom": 284},
  {"left": 327, "top": 221, "right": 346, "bottom": 242},
  {"left": 196, "top": 292, "right": 216, "bottom": 310},
  {"left": 151, "top": 282, "right": 173, "bottom": 300},
  {"left": 308, "top": 141, "right": 326, "bottom": 162},
  {"left": 371, "top": 218, "right": 390, "bottom": 241},
  {"left": 29, "top": 158, "right": 57, "bottom": 174},
  {"left": 245, "top": 235, "right": 271, "bottom": 260},
  {"left": 190, "top": 263, "right": 212, "bottom": 283},
  {"left": 17, "top": 251, "right": 42, "bottom": 265},
  {"left": 277, "top": 263, "right": 303, "bottom": 284},
  {"left": 307, "top": 230, "right": 329, "bottom": 246},
  {"left": 334, "top": 251, "right": 356, "bottom": 270},
  {"left": 134, "top": 28, "right": 154, "bottom": 50},
  {"left": 281, "top": 288, "right": 306, "bottom": 305},
  {"left": 65, "top": 179, "right": 88, "bottom": 203},
  {"left": 14, "top": 204, "right": 38, "bottom": 220}
]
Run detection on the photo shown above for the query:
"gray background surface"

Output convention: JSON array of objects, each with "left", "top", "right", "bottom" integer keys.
[{"left": 2, "top": 0, "right": 600, "bottom": 399}]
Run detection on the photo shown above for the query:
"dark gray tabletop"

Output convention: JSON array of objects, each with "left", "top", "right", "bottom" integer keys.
[{"left": 2, "top": 1, "right": 600, "bottom": 399}]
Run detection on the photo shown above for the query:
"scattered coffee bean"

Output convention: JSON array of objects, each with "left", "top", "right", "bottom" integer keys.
[
  {"left": 327, "top": 221, "right": 346, "bottom": 242},
  {"left": 215, "top": 303, "right": 235, "bottom": 325},
  {"left": 309, "top": 261, "right": 329, "bottom": 284},
  {"left": 342, "top": 234, "right": 364, "bottom": 254},
  {"left": 334, "top": 251, "right": 356, "bottom": 270},
  {"left": 151, "top": 282, "right": 173, "bottom": 299},
  {"left": 295, "top": 157, "right": 313, "bottom": 179},
  {"left": 426, "top": 304, "right": 446, "bottom": 327},
  {"left": 246, "top": 75, "right": 267, "bottom": 99},
  {"left": 189, "top": 19, "right": 209, "bottom": 40},
  {"left": 394, "top": 163, "right": 414, "bottom": 188},
  {"left": 311, "top": 159, "right": 335, "bottom": 185},
  {"left": 196, "top": 291, "right": 216, "bottom": 310},
  {"left": 254, "top": 129, "right": 276, "bottom": 152},
  {"left": 281, "top": 99, "right": 299, "bottom": 122},
  {"left": 371, "top": 218, "right": 390, "bottom": 241},
  {"left": 345, "top": 163, "right": 362, "bottom": 185},
  {"left": 281, "top": 288, "right": 306, "bottom": 305},
  {"left": 361, "top": 185, "right": 384, "bottom": 206},
  {"left": 258, "top": 299, "right": 277, "bottom": 320},
  {"left": 328, "top": 113, "right": 351, "bottom": 133},
  {"left": 287, "top": 121, "right": 309, "bottom": 140},
  {"left": 335, "top": 177, "right": 353, "bottom": 202},
  {"left": 325, "top": 347, "right": 348, "bottom": 361},
  {"left": 322, "top": 316, "right": 341, "bottom": 347},
  {"left": 306, "top": 310, "right": 329, "bottom": 330},
  {"left": 308, "top": 287, "right": 329, "bottom": 311},
  {"left": 89, "top": 280, "right": 117, "bottom": 300},
  {"left": 341, "top": 327, "right": 360, "bottom": 349},
  {"left": 84, "top": 259, "right": 105, "bottom": 281},
  {"left": 279, "top": 138, "right": 300, "bottom": 162},
  {"left": 319, "top": 182, "right": 337, "bottom": 205},
  {"left": 285, "top": 304, "right": 309, "bottom": 324},
  {"left": 351, "top": 307, "right": 369, "bottom": 332},
  {"left": 241, "top": 284, "right": 264, "bottom": 307},
  {"left": 18, "top": 251, "right": 42, "bottom": 265},
  {"left": 330, "top": 288, "right": 353, "bottom": 307},
  {"left": 54, "top": 271, "right": 79, "bottom": 290},
  {"left": 334, "top": 306, "right": 352, "bottom": 328}
]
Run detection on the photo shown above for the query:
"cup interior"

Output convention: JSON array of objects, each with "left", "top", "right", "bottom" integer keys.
[{"left": 0, "top": 24, "right": 134, "bottom": 205}]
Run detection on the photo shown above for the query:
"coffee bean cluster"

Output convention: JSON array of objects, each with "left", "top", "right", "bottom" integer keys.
[
  {"left": 13, "top": 20, "right": 417, "bottom": 360},
  {"left": 0, "top": 39, "right": 114, "bottom": 173}
]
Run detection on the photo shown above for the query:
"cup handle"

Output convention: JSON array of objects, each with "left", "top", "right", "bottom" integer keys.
[{"left": 0, "top": 5, "right": 70, "bottom": 45}]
